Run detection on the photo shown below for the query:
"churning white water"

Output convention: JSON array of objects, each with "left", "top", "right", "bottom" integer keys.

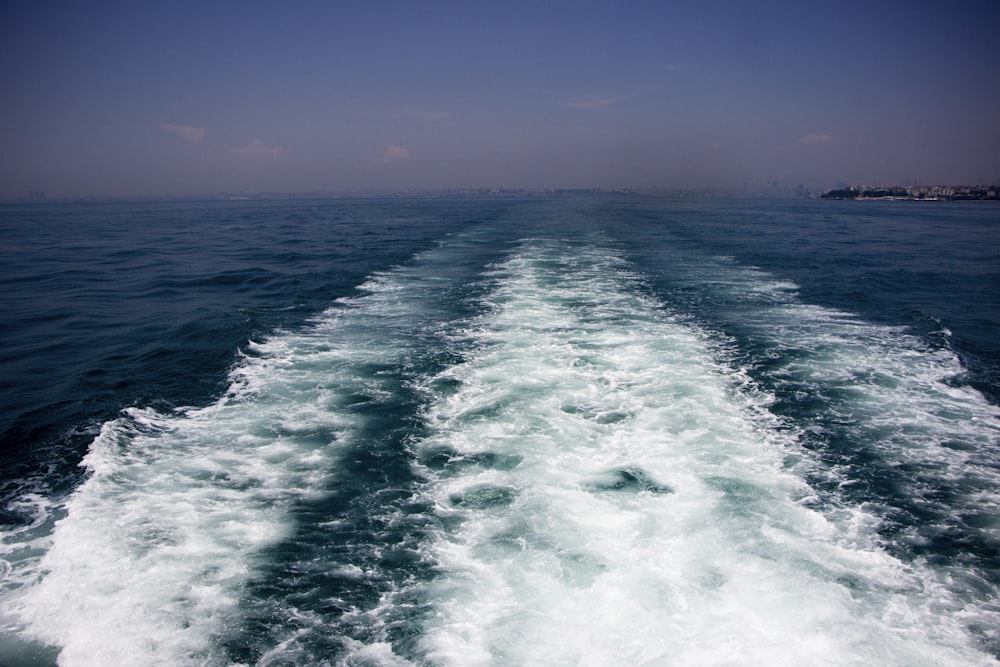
[
  {"left": 408, "top": 238, "right": 997, "bottom": 666},
  {"left": 3, "top": 225, "right": 997, "bottom": 666},
  {"left": 3, "top": 255, "right": 457, "bottom": 666}
]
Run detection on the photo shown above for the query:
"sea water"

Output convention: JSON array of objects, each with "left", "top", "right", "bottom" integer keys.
[{"left": 0, "top": 197, "right": 997, "bottom": 665}]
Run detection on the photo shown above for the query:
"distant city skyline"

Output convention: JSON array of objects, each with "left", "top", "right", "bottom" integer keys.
[{"left": 2, "top": 1, "right": 998, "bottom": 199}]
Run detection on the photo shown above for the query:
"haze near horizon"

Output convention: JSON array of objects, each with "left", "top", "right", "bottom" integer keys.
[{"left": 1, "top": 0, "right": 998, "bottom": 199}]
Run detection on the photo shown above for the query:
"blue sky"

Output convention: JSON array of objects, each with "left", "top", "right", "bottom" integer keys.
[{"left": 1, "top": 0, "right": 998, "bottom": 197}]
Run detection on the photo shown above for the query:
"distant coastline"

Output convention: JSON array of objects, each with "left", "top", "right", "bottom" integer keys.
[{"left": 821, "top": 185, "right": 1000, "bottom": 201}]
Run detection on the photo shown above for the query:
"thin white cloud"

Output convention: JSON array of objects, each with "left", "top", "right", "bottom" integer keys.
[
  {"left": 380, "top": 144, "right": 411, "bottom": 165},
  {"left": 159, "top": 123, "right": 205, "bottom": 144},
  {"left": 231, "top": 139, "right": 282, "bottom": 158},
  {"left": 798, "top": 133, "right": 832, "bottom": 145},
  {"left": 663, "top": 63, "right": 685, "bottom": 72},
  {"left": 558, "top": 94, "right": 630, "bottom": 110}
]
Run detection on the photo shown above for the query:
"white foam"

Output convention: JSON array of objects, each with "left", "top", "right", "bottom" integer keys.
[
  {"left": 658, "top": 249, "right": 1000, "bottom": 575},
  {"left": 411, "top": 238, "right": 998, "bottom": 665},
  {"left": 715, "top": 266, "right": 1000, "bottom": 554},
  {"left": 4, "top": 224, "right": 998, "bottom": 665},
  {"left": 3, "top": 256, "right": 456, "bottom": 666}
]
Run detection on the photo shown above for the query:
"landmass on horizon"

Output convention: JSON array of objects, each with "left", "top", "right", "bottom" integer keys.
[{"left": 820, "top": 184, "right": 1000, "bottom": 201}]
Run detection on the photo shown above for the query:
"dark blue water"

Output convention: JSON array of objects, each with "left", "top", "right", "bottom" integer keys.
[
  {"left": 1, "top": 200, "right": 477, "bottom": 492},
  {"left": 1, "top": 197, "right": 998, "bottom": 665}
]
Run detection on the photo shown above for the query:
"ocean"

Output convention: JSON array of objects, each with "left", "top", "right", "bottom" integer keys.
[{"left": 1, "top": 196, "right": 998, "bottom": 666}]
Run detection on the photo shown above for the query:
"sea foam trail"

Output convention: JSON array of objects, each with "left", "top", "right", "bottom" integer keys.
[
  {"left": 8, "top": 335, "right": 364, "bottom": 665},
  {"left": 410, "top": 238, "right": 997, "bottom": 666},
  {"left": 5, "top": 242, "right": 477, "bottom": 666},
  {"left": 662, "top": 253, "right": 1000, "bottom": 641}
]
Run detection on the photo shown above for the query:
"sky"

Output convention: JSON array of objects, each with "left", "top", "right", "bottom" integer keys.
[{"left": 1, "top": 0, "right": 998, "bottom": 198}]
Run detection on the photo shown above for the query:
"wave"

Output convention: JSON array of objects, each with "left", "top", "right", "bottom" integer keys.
[
  {"left": 2, "top": 223, "right": 997, "bottom": 665},
  {"left": 402, "top": 237, "right": 998, "bottom": 665}
]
